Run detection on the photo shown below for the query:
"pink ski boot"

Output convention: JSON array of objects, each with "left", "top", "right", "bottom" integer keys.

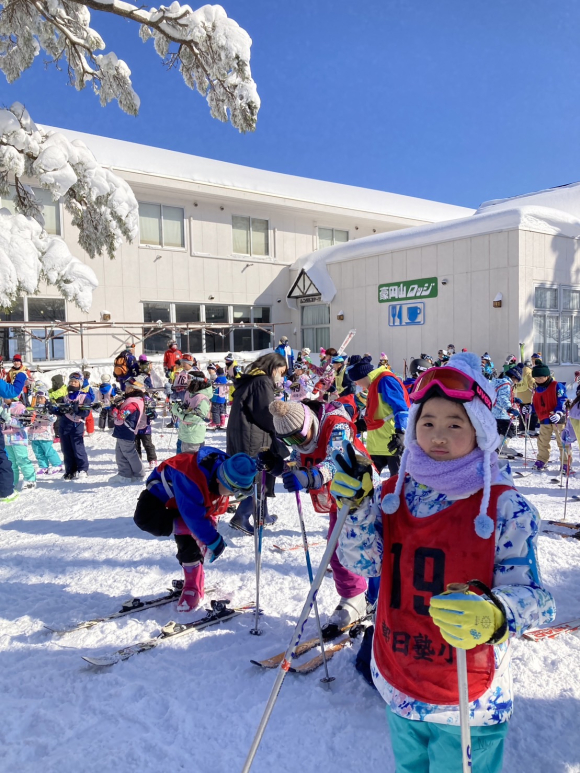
[{"left": 177, "top": 562, "right": 205, "bottom": 612}]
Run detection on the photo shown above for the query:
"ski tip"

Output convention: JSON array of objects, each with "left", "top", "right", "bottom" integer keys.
[{"left": 81, "top": 656, "right": 117, "bottom": 667}]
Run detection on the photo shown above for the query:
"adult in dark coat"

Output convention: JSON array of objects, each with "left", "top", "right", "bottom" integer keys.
[{"left": 227, "top": 352, "right": 287, "bottom": 534}]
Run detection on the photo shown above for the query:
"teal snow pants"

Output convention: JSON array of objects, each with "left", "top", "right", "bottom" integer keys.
[
  {"left": 6, "top": 445, "right": 36, "bottom": 485},
  {"left": 31, "top": 440, "right": 62, "bottom": 469},
  {"left": 387, "top": 708, "right": 508, "bottom": 773}
]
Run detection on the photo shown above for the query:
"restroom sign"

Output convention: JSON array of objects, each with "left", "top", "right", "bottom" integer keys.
[
  {"left": 388, "top": 302, "right": 425, "bottom": 327},
  {"left": 379, "top": 277, "right": 438, "bottom": 303}
]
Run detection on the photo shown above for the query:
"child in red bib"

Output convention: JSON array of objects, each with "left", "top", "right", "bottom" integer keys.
[{"left": 330, "top": 351, "right": 555, "bottom": 773}]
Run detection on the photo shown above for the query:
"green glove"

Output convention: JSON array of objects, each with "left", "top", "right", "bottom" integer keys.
[
  {"left": 429, "top": 590, "right": 508, "bottom": 650},
  {"left": 330, "top": 441, "right": 374, "bottom": 508}
]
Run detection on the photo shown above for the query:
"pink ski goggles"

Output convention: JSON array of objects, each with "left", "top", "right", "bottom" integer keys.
[{"left": 411, "top": 366, "right": 493, "bottom": 411}]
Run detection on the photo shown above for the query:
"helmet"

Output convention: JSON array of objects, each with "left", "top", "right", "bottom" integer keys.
[
  {"left": 68, "top": 371, "right": 83, "bottom": 383},
  {"left": 410, "top": 358, "right": 431, "bottom": 378},
  {"left": 181, "top": 353, "right": 194, "bottom": 363},
  {"left": 138, "top": 354, "right": 148, "bottom": 362},
  {"left": 101, "top": 374, "right": 111, "bottom": 383},
  {"left": 280, "top": 336, "right": 289, "bottom": 343}
]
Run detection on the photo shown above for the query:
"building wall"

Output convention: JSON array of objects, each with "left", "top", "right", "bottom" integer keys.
[
  {"left": 31, "top": 177, "right": 409, "bottom": 363},
  {"left": 320, "top": 229, "right": 523, "bottom": 372},
  {"left": 518, "top": 230, "right": 580, "bottom": 381}
]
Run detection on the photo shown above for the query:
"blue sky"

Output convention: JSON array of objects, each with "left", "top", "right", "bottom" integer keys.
[{"left": 6, "top": 0, "right": 580, "bottom": 208}]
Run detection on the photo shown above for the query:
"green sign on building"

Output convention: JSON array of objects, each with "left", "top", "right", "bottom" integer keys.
[{"left": 378, "top": 277, "right": 438, "bottom": 303}]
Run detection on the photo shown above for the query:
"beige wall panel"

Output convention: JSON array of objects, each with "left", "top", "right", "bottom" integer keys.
[
  {"left": 470, "top": 234, "right": 490, "bottom": 272},
  {"left": 138, "top": 251, "right": 158, "bottom": 292},
  {"left": 391, "top": 250, "right": 407, "bottom": 282},
  {"left": 155, "top": 253, "right": 174, "bottom": 291},
  {"left": 421, "top": 244, "right": 437, "bottom": 275},
  {"left": 202, "top": 257, "right": 220, "bottom": 301},
  {"left": 532, "top": 231, "right": 545, "bottom": 269},
  {"left": 452, "top": 272, "right": 471, "bottom": 349},
  {"left": 470, "top": 271, "right": 490, "bottom": 354},
  {"left": 365, "top": 256, "right": 379, "bottom": 287},
  {"left": 341, "top": 260, "right": 354, "bottom": 291},
  {"left": 453, "top": 238, "right": 470, "bottom": 273},
  {"left": 508, "top": 230, "right": 519, "bottom": 268},
  {"left": 436, "top": 241, "right": 453, "bottom": 276},
  {"left": 489, "top": 231, "right": 508, "bottom": 269},
  {"left": 405, "top": 248, "right": 422, "bottom": 279}
]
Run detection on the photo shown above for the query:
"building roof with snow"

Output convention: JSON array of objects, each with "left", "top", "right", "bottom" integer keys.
[
  {"left": 44, "top": 125, "right": 474, "bottom": 227},
  {"left": 289, "top": 181, "right": 580, "bottom": 306}
]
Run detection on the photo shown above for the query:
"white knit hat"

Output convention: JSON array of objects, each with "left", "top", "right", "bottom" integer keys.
[
  {"left": 381, "top": 352, "right": 500, "bottom": 539},
  {"left": 269, "top": 400, "right": 315, "bottom": 436}
]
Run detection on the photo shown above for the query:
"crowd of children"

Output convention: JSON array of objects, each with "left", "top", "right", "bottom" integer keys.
[{"left": 1, "top": 336, "right": 571, "bottom": 772}]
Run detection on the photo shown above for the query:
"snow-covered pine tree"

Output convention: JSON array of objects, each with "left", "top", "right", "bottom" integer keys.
[
  {"left": 0, "top": 101, "right": 140, "bottom": 311},
  {"left": 0, "top": 1, "right": 260, "bottom": 132}
]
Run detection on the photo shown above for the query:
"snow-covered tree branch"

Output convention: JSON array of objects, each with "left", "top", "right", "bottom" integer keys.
[
  {"left": 0, "top": 1, "right": 260, "bottom": 131},
  {"left": 0, "top": 101, "right": 140, "bottom": 311}
]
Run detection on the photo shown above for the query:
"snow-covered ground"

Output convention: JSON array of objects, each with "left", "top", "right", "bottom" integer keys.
[{"left": 0, "top": 424, "right": 579, "bottom": 773}]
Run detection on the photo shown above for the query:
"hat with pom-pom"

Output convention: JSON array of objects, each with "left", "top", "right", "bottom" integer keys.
[
  {"left": 269, "top": 399, "right": 315, "bottom": 438},
  {"left": 347, "top": 355, "right": 374, "bottom": 382},
  {"left": 381, "top": 351, "right": 499, "bottom": 540}
]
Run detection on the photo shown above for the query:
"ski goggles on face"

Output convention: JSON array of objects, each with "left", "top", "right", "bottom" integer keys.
[
  {"left": 411, "top": 367, "right": 493, "bottom": 411},
  {"left": 277, "top": 411, "right": 312, "bottom": 446}
]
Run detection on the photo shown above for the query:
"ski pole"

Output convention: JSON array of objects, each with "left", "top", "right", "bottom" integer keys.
[
  {"left": 446, "top": 583, "right": 472, "bottom": 773},
  {"left": 564, "top": 443, "right": 571, "bottom": 522},
  {"left": 294, "top": 485, "right": 334, "bottom": 684},
  {"left": 241, "top": 500, "right": 352, "bottom": 773},
  {"left": 497, "top": 416, "right": 513, "bottom": 457},
  {"left": 250, "top": 462, "right": 267, "bottom": 636}
]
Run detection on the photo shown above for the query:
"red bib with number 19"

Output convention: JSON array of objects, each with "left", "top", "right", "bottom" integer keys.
[{"left": 373, "top": 476, "right": 513, "bottom": 705}]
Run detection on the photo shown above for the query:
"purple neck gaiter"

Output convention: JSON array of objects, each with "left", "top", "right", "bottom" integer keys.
[{"left": 405, "top": 444, "right": 498, "bottom": 499}]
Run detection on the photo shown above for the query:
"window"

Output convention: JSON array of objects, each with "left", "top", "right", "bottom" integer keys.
[
  {"left": 175, "top": 303, "right": 202, "bottom": 353},
  {"left": 142, "top": 302, "right": 272, "bottom": 354},
  {"left": 0, "top": 296, "right": 65, "bottom": 361},
  {"left": 139, "top": 203, "right": 185, "bottom": 248},
  {"left": 534, "top": 285, "right": 580, "bottom": 364},
  {"left": 205, "top": 305, "right": 230, "bottom": 353},
  {"left": 143, "top": 301, "right": 171, "bottom": 354},
  {"left": 318, "top": 228, "right": 349, "bottom": 250},
  {"left": 233, "top": 305, "right": 272, "bottom": 351},
  {"left": 301, "top": 303, "right": 330, "bottom": 351},
  {"left": 27, "top": 298, "right": 65, "bottom": 361},
  {"left": 0, "top": 185, "right": 61, "bottom": 235},
  {"left": 0, "top": 298, "right": 25, "bottom": 360},
  {"left": 232, "top": 216, "right": 269, "bottom": 257},
  {"left": 563, "top": 288, "right": 580, "bottom": 311},
  {"left": 534, "top": 286, "right": 558, "bottom": 310}
]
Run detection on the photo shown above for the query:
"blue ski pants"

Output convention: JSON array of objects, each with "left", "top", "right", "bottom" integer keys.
[
  {"left": 6, "top": 445, "right": 36, "bottom": 485},
  {"left": 31, "top": 440, "right": 62, "bottom": 469},
  {"left": 60, "top": 421, "right": 89, "bottom": 475},
  {"left": 0, "top": 434, "right": 15, "bottom": 498},
  {"left": 386, "top": 708, "right": 508, "bottom": 773}
]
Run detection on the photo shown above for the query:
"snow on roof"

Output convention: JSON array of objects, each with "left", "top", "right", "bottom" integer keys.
[
  {"left": 477, "top": 180, "right": 580, "bottom": 218},
  {"left": 290, "top": 193, "right": 580, "bottom": 308},
  {"left": 42, "top": 125, "right": 473, "bottom": 224}
]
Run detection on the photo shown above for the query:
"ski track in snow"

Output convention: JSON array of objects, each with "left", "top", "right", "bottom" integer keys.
[{"left": 0, "top": 426, "right": 579, "bottom": 772}]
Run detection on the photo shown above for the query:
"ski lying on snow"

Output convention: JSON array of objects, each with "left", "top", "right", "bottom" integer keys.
[
  {"left": 514, "top": 470, "right": 534, "bottom": 478},
  {"left": 271, "top": 541, "right": 324, "bottom": 553},
  {"left": 543, "top": 520, "right": 580, "bottom": 530},
  {"left": 82, "top": 600, "right": 253, "bottom": 667},
  {"left": 250, "top": 617, "right": 370, "bottom": 670},
  {"left": 46, "top": 583, "right": 218, "bottom": 635},
  {"left": 523, "top": 618, "right": 580, "bottom": 642},
  {"left": 541, "top": 528, "right": 580, "bottom": 540},
  {"left": 288, "top": 635, "right": 352, "bottom": 674}
]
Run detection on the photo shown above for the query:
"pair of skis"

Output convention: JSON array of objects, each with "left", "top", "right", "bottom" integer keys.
[
  {"left": 82, "top": 600, "right": 254, "bottom": 667},
  {"left": 540, "top": 520, "right": 580, "bottom": 540},
  {"left": 44, "top": 581, "right": 218, "bottom": 635},
  {"left": 250, "top": 617, "right": 370, "bottom": 675}
]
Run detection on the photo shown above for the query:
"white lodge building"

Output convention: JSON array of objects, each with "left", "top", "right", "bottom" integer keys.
[{"left": 3, "top": 128, "right": 580, "bottom": 380}]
